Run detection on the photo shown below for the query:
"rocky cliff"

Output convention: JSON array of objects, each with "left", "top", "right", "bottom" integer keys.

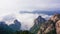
[
  {"left": 30, "top": 14, "right": 60, "bottom": 34},
  {"left": 30, "top": 16, "right": 46, "bottom": 34},
  {"left": 37, "top": 14, "right": 60, "bottom": 34}
]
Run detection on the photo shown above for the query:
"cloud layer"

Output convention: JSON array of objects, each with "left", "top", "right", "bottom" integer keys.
[{"left": 15, "top": 13, "right": 52, "bottom": 30}]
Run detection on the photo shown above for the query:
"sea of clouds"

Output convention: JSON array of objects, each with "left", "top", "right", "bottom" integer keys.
[{"left": 0, "top": 12, "right": 52, "bottom": 30}]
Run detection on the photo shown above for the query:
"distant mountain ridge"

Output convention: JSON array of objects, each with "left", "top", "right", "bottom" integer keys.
[
  {"left": 0, "top": 15, "right": 21, "bottom": 32},
  {"left": 20, "top": 10, "right": 60, "bottom": 15}
]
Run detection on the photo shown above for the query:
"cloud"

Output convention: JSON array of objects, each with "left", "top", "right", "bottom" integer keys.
[
  {"left": 15, "top": 13, "right": 52, "bottom": 30},
  {"left": 0, "top": 0, "right": 60, "bottom": 17},
  {"left": 0, "top": 12, "right": 52, "bottom": 30},
  {"left": 0, "top": 0, "right": 60, "bottom": 13},
  {"left": 15, "top": 13, "right": 35, "bottom": 30},
  {"left": 17, "top": 0, "right": 60, "bottom": 11}
]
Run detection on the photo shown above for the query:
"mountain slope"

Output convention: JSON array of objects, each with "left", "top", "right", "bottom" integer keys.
[
  {"left": 9, "top": 19, "right": 21, "bottom": 31},
  {"left": 0, "top": 15, "right": 21, "bottom": 31},
  {"left": 36, "top": 14, "right": 60, "bottom": 34},
  {"left": 0, "top": 21, "right": 15, "bottom": 34},
  {"left": 30, "top": 16, "right": 46, "bottom": 34}
]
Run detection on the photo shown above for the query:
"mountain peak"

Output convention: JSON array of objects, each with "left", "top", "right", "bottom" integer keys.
[
  {"left": 30, "top": 15, "right": 46, "bottom": 33},
  {"left": 35, "top": 15, "right": 46, "bottom": 24},
  {"left": 36, "top": 14, "right": 60, "bottom": 34},
  {"left": 37, "top": 16, "right": 42, "bottom": 18}
]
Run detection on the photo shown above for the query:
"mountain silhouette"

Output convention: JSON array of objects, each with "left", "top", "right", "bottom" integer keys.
[
  {"left": 30, "top": 16, "right": 46, "bottom": 34},
  {"left": 0, "top": 21, "right": 14, "bottom": 34},
  {"left": 35, "top": 14, "right": 60, "bottom": 34},
  {"left": 9, "top": 19, "right": 21, "bottom": 31}
]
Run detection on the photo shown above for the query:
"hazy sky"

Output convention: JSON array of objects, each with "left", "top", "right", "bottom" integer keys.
[
  {"left": 0, "top": 0, "right": 60, "bottom": 30},
  {"left": 0, "top": 0, "right": 60, "bottom": 12}
]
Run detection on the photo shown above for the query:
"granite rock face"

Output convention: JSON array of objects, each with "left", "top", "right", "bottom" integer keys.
[
  {"left": 30, "top": 14, "right": 60, "bottom": 34},
  {"left": 38, "top": 14, "right": 60, "bottom": 34},
  {"left": 50, "top": 14, "right": 60, "bottom": 34},
  {"left": 56, "top": 20, "right": 60, "bottom": 34}
]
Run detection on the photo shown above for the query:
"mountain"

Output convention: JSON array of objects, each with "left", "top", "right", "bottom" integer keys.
[
  {"left": 0, "top": 14, "right": 21, "bottom": 31},
  {"left": 36, "top": 14, "right": 60, "bottom": 34},
  {"left": 9, "top": 19, "right": 21, "bottom": 31},
  {"left": 30, "top": 16, "right": 46, "bottom": 34},
  {"left": 0, "top": 21, "right": 14, "bottom": 34}
]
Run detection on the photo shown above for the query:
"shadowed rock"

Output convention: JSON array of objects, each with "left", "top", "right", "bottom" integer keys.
[
  {"left": 9, "top": 19, "right": 21, "bottom": 31},
  {"left": 30, "top": 16, "right": 46, "bottom": 34}
]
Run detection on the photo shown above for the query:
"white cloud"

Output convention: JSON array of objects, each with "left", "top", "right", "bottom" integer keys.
[
  {"left": 15, "top": 13, "right": 52, "bottom": 30},
  {"left": 0, "top": 12, "right": 52, "bottom": 30},
  {"left": 41, "top": 14, "right": 52, "bottom": 20},
  {"left": 0, "top": 0, "right": 59, "bottom": 17},
  {"left": 15, "top": 13, "right": 35, "bottom": 30}
]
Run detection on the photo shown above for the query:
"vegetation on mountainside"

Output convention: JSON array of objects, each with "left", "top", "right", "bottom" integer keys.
[
  {"left": 0, "top": 21, "right": 33, "bottom": 34},
  {"left": 0, "top": 29, "right": 33, "bottom": 34}
]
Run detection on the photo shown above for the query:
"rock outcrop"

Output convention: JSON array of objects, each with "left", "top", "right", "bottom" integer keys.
[
  {"left": 9, "top": 19, "right": 21, "bottom": 31},
  {"left": 37, "top": 14, "right": 60, "bottom": 34},
  {"left": 30, "top": 16, "right": 46, "bottom": 34},
  {"left": 30, "top": 14, "right": 60, "bottom": 34},
  {"left": 56, "top": 20, "right": 60, "bottom": 34},
  {"left": 50, "top": 14, "right": 60, "bottom": 34}
]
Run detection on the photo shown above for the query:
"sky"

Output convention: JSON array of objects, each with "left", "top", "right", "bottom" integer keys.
[
  {"left": 0, "top": 0, "right": 60, "bottom": 13},
  {"left": 0, "top": 0, "right": 60, "bottom": 30}
]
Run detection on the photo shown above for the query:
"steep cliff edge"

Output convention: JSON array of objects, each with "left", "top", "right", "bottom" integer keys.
[
  {"left": 37, "top": 14, "right": 60, "bottom": 34},
  {"left": 30, "top": 16, "right": 46, "bottom": 34},
  {"left": 30, "top": 14, "right": 60, "bottom": 34}
]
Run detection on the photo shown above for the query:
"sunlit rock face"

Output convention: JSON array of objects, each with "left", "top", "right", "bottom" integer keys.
[
  {"left": 55, "top": 14, "right": 60, "bottom": 34},
  {"left": 34, "top": 14, "right": 60, "bottom": 34},
  {"left": 50, "top": 14, "right": 60, "bottom": 34},
  {"left": 38, "top": 20, "right": 56, "bottom": 34},
  {"left": 56, "top": 20, "right": 60, "bottom": 34},
  {"left": 50, "top": 14, "right": 60, "bottom": 22}
]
